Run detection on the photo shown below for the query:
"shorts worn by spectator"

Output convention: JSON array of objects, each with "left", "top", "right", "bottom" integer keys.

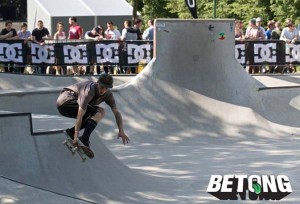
[{"left": 56, "top": 73, "right": 130, "bottom": 158}]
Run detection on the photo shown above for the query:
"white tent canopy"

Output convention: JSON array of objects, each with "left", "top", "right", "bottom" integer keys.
[
  {"left": 34, "top": 0, "right": 135, "bottom": 16},
  {"left": 28, "top": 0, "right": 139, "bottom": 35}
]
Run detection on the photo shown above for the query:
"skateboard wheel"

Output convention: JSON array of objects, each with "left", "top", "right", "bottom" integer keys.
[
  {"left": 62, "top": 140, "right": 67, "bottom": 145},
  {"left": 82, "top": 158, "right": 87, "bottom": 162}
]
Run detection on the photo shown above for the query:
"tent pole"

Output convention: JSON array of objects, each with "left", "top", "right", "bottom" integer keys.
[{"left": 94, "top": 16, "right": 97, "bottom": 27}]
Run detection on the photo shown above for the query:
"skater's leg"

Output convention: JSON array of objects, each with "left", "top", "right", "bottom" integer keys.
[{"left": 80, "top": 107, "right": 105, "bottom": 145}]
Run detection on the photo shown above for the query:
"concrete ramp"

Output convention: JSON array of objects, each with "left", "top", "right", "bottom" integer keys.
[{"left": 0, "top": 113, "right": 178, "bottom": 203}]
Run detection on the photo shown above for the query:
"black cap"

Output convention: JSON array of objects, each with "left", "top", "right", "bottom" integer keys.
[{"left": 98, "top": 73, "right": 113, "bottom": 88}]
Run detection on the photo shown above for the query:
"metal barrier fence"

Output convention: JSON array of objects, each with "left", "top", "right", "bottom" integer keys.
[{"left": 0, "top": 39, "right": 299, "bottom": 74}]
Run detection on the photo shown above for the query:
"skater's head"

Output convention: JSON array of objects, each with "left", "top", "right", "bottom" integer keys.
[{"left": 97, "top": 73, "right": 113, "bottom": 94}]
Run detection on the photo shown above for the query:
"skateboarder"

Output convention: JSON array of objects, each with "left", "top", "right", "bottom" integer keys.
[{"left": 56, "top": 73, "right": 129, "bottom": 158}]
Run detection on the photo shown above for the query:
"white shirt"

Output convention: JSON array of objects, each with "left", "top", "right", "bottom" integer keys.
[
  {"left": 142, "top": 26, "right": 154, "bottom": 40},
  {"left": 280, "top": 27, "right": 298, "bottom": 41},
  {"left": 105, "top": 29, "right": 121, "bottom": 40}
]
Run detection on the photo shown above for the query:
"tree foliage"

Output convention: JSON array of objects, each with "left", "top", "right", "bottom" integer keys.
[
  {"left": 0, "top": 0, "right": 26, "bottom": 21},
  {"left": 126, "top": 0, "right": 300, "bottom": 29}
]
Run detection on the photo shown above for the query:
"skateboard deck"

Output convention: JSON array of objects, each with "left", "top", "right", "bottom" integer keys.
[{"left": 63, "top": 134, "right": 87, "bottom": 162}]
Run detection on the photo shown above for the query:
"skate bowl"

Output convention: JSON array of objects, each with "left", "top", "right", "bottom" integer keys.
[{"left": 0, "top": 19, "right": 299, "bottom": 203}]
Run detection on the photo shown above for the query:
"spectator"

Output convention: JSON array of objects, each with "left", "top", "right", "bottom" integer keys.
[
  {"left": 121, "top": 20, "right": 138, "bottom": 74},
  {"left": 68, "top": 17, "right": 82, "bottom": 40},
  {"left": 265, "top": 20, "right": 275, "bottom": 40},
  {"left": 280, "top": 19, "right": 298, "bottom": 43},
  {"left": 271, "top": 21, "right": 281, "bottom": 39},
  {"left": 17, "top": 23, "right": 31, "bottom": 40},
  {"left": 105, "top": 21, "right": 121, "bottom": 40},
  {"left": 256, "top": 17, "right": 266, "bottom": 34},
  {"left": 0, "top": 20, "right": 18, "bottom": 72},
  {"left": 280, "top": 19, "right": 299, "bottom": 73},
  {"left": 84, "top": 26, "right": 103, "bottom": 41},
  {"left": 31, "top": 20, "right": 51, "bottom": 74},
  {"left": 245, "top": 19, "right": 265, "bottom": 74},
  {"left": 121, "top": 20, "right": 138, "bottom": 41},
  {"left": 234, "top": 20, "right": 244, "bottom": 41},
  {"left": 142, "top": 19, "right": 154, "bottom": 40},
  {"left": 53, "top": 22, "right": 66, "bottom": 40},
  {"left": 0, "top": 20, "right": 18, "bottom": 40},
  {"left": 133, "top": 19, "right": 143, "bottom": 40},
  {"left": 85, "top": 26, "right": 104, "bottom": 75},
  {"left": 67, "top": 17, "right": 83, "bottom": 75},
  {"left": 104, "top": 22, "right": 121, "bottom": 74},
  {"left": 17, "top": 23, "right": 31, "bottom": 73},
  {"left": 31, "top": 20, "right": 51, "bottom": 45},
  {"left": 53, "top": 22, "right": 67, "bottom": 75},
  {"left": 266, "top": 20, "right": 277, "bottom": 73},
  {"left": 245, "top": 19, "right": 265, "bottom": 40}
]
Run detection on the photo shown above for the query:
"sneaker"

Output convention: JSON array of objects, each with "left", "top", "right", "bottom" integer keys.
[
  {"left": 64, "top": 129, "right": 74, "bottom": 140},
  {"left": 79, "top": 136, "right": 90, "bottom": 148},
  {"left": 78, "top": 136, "right": 94, "bottom": 158}
]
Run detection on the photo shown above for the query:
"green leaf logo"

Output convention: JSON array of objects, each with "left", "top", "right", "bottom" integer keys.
[
  {"left": 218, "top": 32, "right": 225, "bottom": 40},
  {"left": 253, "top": 183, "right": 262, "bottom": 195}
]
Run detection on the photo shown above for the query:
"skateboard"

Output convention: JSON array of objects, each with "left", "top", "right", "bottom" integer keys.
[{"left": 63, "top": 134, "right": 87, "bottom": 162}]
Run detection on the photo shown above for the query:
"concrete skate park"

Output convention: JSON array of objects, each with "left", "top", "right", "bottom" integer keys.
[{"left": 0, "top": 19, "right": 300, "bottom": 203}]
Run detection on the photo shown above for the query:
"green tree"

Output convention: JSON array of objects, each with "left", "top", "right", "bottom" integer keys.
[
  {"left": 270, "top": 0, "right": 300, "bottom": 23},
  {"left": 128, "top": 0, "right": 298, "bottom": 29},
  {"left": 0, "top": 0, "right": 26, "bottom": 20},
  {"left": 142, "top": 0, "right": 177, "bottom": 20},
  {"left": 127, "top": 0, "right": 144, "bottom": 21}
]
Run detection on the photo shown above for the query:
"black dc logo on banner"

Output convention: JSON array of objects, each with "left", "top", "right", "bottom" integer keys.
[
  {"left": 31, "top": 43, "right": 55, "bottom": 64},
  {"left": 95, "top": 43, "right": 119, "bottom": 63},
  {"left": 0, "top": 43, "right": 24, "bottom": 63},
  {"left": 235, "top": 44, "right": 246, "bottom": 65},
  {"left": 127, "top": 44, "right": 152, "bottom": 64},
  {"left": 253, "top": 43, "right": 277, "bottom": 63},
  {"left": 63, "top": 44, "right": 88, "bottom": 64}
]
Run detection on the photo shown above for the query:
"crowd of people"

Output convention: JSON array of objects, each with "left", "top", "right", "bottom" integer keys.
[
  {"left": 235, "top": 17, "right": 299, "bottom": 74},
  {"left": 0, "top": 17, "right": 154, "bottom": 75}
]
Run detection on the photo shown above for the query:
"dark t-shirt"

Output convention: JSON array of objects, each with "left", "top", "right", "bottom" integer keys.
[
  {"left": 32, "top": 27, "right": 49, "bottom": 42},
  {"left": 57, "top": 81, "right": 116, "bottom": 111},
  {"left": 85, "top": 31, "right": 99, "bottom": 38},
  {"left": 134, "top": 28, "right": 142, "bottom": 40},
  {"left": 0, "top": 28, "right": 17, "bottom": 37}
]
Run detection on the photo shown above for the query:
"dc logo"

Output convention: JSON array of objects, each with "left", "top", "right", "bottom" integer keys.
[
  {"left": 285, "top": 44, "right": 300, "bottom": 63},
  {"left": 127, "top": 44, "right": 151, "bottom": 64},
  {"left": 235, "top": 44, "right": 246, "bottom": 64},
  {"left": 31, "top": 43, "right": 55, "bottom": 64},
  {"left": 254, "top": 43, "right": 277, "bottom": 63},
  {"left": 63, "top": 44, "right": 88, "bottom": 64},
  {"left": 95, "top": 43, "right": 119, "bottom": 63},
  {"left": 0, "top": 43, "right": 23, "bottom": 63}
]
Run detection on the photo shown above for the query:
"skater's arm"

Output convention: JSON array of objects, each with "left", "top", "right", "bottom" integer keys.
[
  {"left": 111, "top": 107, "right": 129, "bottom": 144},
  {"left": 74, "top": 107, "right": 86, "bottom": 141},
  {"left": 111, "top": 106, "right": 124, "bottom": 132}
]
